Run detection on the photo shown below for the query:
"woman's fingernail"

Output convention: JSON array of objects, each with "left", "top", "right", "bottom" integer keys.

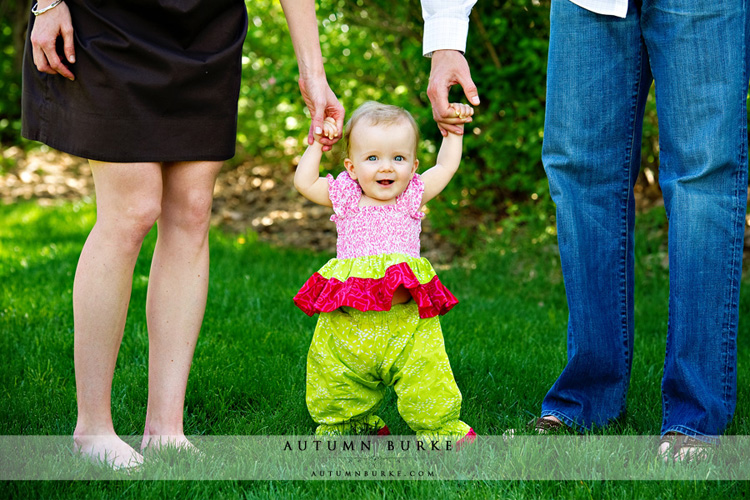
[{"left": 315, "top": 127, "right": 322, "bottom": 134}]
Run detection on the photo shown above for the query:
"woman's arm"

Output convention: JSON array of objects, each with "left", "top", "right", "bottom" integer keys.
[
  {"left": 29, "top": 0, "right": 76, "bottom": 80},
  {"left": 421, "top": 103, "right": 473, "bottom": 204},
  {"left": 280, "top": 0, "right": 345, "bottom": 152}
]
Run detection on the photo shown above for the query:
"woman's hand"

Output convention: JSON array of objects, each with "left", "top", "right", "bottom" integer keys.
[
  {"left": 29, "top": 1, "right": 76, "bottom": 81},
  {"left": 279, "top": 0, "right": 344, "bottom": 151},
  {"left": 313, "top": 117, "right": 338, "bottom": 144},
  {"left": 298, "top": 75, "right": 344, "bottom": 152}
]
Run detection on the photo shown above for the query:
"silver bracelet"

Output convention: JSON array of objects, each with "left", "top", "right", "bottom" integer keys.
[{"left": 32, "top": 0, "right": 64, "bottom": 16}]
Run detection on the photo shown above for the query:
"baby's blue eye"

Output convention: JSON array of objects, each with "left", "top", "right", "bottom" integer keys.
[
  {"left": 395, "top": 155, "right": 405, "bottom": 161},
  {"left": 367, "top": 155, "right": 377, "bottom": 161}
]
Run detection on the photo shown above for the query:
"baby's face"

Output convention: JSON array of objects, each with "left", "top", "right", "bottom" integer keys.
[{"left": 344, "top": 119, "right": 418, "bottom": 205}]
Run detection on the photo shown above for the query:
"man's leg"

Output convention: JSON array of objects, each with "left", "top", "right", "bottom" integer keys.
[
  {"left": 541, "top": 0, "right": 651, "bottom": 429},
  {"left": 642, "top": 0, "right": 749, "bottom": 440}
]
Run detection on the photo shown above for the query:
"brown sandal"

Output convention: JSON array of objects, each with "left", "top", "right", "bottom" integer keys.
[
  {"left": 658, "top": 431, "right": 714, "bottom": 463},
  {"left": 528, "top": 416, "right": 570, "bottom": 434}
]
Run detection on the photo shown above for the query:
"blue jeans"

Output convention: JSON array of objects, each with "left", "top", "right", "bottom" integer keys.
[{"left": 541, "top": 0, "right": 749, "bottom": 440}]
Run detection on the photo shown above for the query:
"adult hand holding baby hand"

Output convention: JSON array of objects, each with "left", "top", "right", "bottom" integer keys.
[
  {"left": 427, "top": 50, "right": 480, "bottom": 137},
  {"left": 444, "top": 103, "right": 474, "bottom": 134},
  {"left": 313, "top": 117, "right": 338, "bottom": 143},
  {"left": 299, "top": 76, "right": 345, "bottom": 152}
]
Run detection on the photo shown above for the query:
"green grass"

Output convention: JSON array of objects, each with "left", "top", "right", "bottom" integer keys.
[{"left": 1, "top": 200, "right": 749, "bottom": 497}]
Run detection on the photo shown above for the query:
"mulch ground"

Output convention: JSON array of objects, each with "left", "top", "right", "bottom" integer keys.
[
  {"left": 2, "top": 147, "right": 749, "bottom": 263},
  {"left": 0, "top": 147, "right": 458, "bottom": 262}
]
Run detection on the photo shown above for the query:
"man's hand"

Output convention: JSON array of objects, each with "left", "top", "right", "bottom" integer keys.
[
  {"left": 446, "top": 102, "right": 474, "bottom": 133},
  {"left": 299, "top": 76, "right": 345, "bottom": 152},
  {"left": 426, "top": 50, "right": 479, "bottom": 136},
  {"left": 30, "top": 1, "right": 76, "bottom": 81}
]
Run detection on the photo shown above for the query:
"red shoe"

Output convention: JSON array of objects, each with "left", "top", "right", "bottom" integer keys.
[
  {"left": 377, "top": 425, "right": 391, "bottom": 436},
  {"left": 455, "top": 428, "right": 477, "bottom": 451}
]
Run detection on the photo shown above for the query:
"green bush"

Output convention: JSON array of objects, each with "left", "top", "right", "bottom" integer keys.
[
  {"left": 235, "top": 1, "right": 666, "bottom": 243},
  {"left": 236, "top": 0, "right": 559, "bottom": 242},
  {"left": 0, "top": 1, "right": 26, "bottom": 146},
  {"left": 2, "top": 0, "right": 667, "bottom": 242}
]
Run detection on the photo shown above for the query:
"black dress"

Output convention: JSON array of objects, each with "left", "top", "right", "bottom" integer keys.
[{"left": 22, "top": 0, "right": 248, "bottom": 163}]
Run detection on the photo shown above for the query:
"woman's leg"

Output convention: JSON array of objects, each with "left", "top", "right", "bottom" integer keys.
[
  {"left": 73, "top": 161, "right": 163, "bottom": 468},
  {"left": 141, "top": 160, "right": 223, "bottom": 449}
]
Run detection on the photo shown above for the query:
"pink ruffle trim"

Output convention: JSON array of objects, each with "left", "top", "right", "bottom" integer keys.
[{"left": 293, "top": 262, "right": 458, "bottom": 319}]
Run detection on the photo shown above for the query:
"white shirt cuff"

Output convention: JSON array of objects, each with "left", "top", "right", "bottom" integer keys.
[{"left": 423, "top": 17, "right": 470, "bottom": 57}]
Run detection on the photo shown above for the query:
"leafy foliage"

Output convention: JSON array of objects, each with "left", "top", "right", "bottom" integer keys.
[
  {"left": 221, "top": 0, "right": 661, "bottom": 240},
  {"left": 0, "top": 0, "right": 28, "bottom": 146},
  {"left": 1, "top": 0, "right": 667, "bottom": 240},
  {"left": 237, "top": 0, "right": 558, "bottom": 241}
]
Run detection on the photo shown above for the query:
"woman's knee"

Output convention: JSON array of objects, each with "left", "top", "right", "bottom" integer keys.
[
  {"left": 163, "top": 188, "right": 214, "bottom": 235},
  {"left": 113, "top": 202, "right": 162, "bottom": 248},
  {"left": 89, "top": 161, "right": 163, "bottom": 248}
]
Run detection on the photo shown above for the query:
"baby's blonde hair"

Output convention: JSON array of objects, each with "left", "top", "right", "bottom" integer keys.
[{"left": 344, "top": 101, "right": 420, "bottom": 157}]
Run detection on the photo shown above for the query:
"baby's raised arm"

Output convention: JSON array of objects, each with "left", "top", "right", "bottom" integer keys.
[
  {"left": 421, "top": 103, "right": 473, "bottom": 204},
  {"left": 293, "top": 118, "right": 338, "bottom": 207}
]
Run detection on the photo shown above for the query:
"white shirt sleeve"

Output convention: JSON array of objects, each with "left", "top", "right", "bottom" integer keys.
[{"left": 421, "top": 0, "right": 478, "bottom": 57}]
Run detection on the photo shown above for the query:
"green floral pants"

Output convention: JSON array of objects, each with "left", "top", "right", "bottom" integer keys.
[{"left": 306, "top": 302, "right": 471, "bottom": 440}]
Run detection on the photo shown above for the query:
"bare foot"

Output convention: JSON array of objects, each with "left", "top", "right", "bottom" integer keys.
[
  {"left": 73, "top": 433, "right": 144, "bottom": 471},
  {"left": 676, "top": 444, "right": 710, "bottom": 463},
  {"left": 141, "top": 434, "right": 201, "bottom": 455},
  {"left": 657, "top": 434, "right": 673, "bottom": 462}
]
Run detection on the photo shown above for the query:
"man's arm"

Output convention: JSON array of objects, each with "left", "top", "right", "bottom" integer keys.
[
  {"left": 421, "top": 0, "right": 478, "bottom": 57},
  {"left": 421, "top": 0, "right": 480, "bottom": 136}
]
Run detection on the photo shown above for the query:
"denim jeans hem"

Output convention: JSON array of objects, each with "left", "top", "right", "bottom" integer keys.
[{"left": 662, "top": 425, "right": 721, "bottom": 445}]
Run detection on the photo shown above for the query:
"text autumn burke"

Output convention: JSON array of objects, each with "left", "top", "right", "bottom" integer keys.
[{"left": 283, "top": 439, "right": 455, "bottom": 452}]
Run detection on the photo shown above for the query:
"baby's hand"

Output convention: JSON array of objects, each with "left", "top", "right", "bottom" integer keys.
[
  {"left": 448, "top": 103, "right": 474, "bottom": 129},
  {"left": 313, "top": 117, "right": 338, "bottom": 145}
]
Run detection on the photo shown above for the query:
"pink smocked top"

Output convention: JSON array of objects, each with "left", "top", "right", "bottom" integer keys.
[
  {"left": 293, "top": 170, "right": 458, "bottom": 318},
  {"left": 328, "top": 171, "right": 425, "bottom": 259}
]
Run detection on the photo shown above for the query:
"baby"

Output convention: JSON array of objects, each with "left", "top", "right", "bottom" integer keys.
[{"left": 293, "top": 100, "right": 475, "bottom": 444}]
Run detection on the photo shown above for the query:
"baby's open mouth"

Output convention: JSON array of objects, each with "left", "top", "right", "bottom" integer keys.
[{"left": 377, "top": 180, "right": 394, "bottom": 185}]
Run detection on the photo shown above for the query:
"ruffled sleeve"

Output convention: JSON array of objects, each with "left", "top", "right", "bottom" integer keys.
[
  {"left": 328, "top": 171, "right": 362, "bottom": 221},
  {"left": 396, "top": 173, "right": 426, "bottom": 219}
]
